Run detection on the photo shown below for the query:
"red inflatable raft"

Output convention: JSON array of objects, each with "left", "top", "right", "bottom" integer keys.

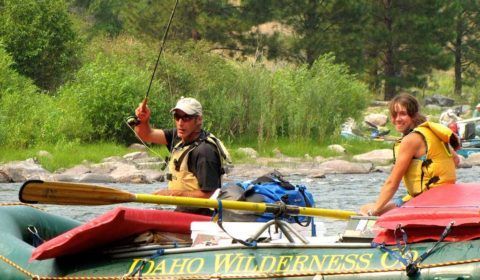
[{"left": 373, "top": 183, "right": 480, "bottom": 245}]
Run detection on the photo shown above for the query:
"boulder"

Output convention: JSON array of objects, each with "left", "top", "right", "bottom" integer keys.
[
  {"left": 37, "top": 150, "right": 53, "bottom": 159},
  {"left": 123, "top": 151, "right": 149, "bottom": 161},
  {"left": 0, "top": 170, "right": 12, "bottom": 183},
  {"left": 464, "top": 153, "right": 480, "bottom": 166},
  {"left": 102, "top": 156, "right": 125, "bottom": 163},
  {"left": 128, "top": 143, "right": 147, "bottom": 151},
  {"left": 237, "top": 147, "right": 259, "bottom": 158},
  {"left": 424, "top": 94, "right": 455, "bottom": 107},
  {"left": 0, "top": 159, "right": 51, "bottom": 182},
  {"left": 364, "top": 113, "right": 388, "bottom": 127},
  {"left": 319, "top": 160, "right": 373, "bottom": 174},
  {"left": 77, "top": 173, "right": 114, "bottom": 183},
  {"left": 353, "top": 149, "right": 393, "bottom": 165},
  {"left": 328, "top": 144, "right": 346, "bottom": 154},
  {"left": 109, "top": 163, "right": 149, "bottom": 183}
]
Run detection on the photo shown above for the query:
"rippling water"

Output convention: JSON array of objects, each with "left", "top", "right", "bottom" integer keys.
[{"left": 1, "top": 166, "right": 479, "bottom": 236}]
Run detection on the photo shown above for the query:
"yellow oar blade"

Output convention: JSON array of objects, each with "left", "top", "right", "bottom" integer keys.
[
  {"left": 19, "top": 180, "right": 356, "bottom": 220},
  {"left": 19, "top": 180, "right": 136, "bottom": 205}
]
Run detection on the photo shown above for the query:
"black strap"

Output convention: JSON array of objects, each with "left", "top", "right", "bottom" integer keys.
[
  {"left": 293, "top": 186, "right": 313, "bottom": 227},
  {"left": 215, "top": 200, "right": 258, "bottom": 247},
  {"left": 252, "top": 171, "right": 295, "bottom": 190},
  {"left": 174, "top": 142, "right": 200, "bottom": 171}
]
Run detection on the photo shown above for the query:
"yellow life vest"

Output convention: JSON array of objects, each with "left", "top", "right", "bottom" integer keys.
[
  {"left": 394, "top": 122, "right": 456, "bottom": 200},
  {"left": 167, "top": 133, "right": 231, "bottom": 191}
]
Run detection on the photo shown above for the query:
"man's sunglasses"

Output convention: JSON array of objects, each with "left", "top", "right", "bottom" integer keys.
[{"left": 173, "top": 114, "right": 197, "bottom": 122}]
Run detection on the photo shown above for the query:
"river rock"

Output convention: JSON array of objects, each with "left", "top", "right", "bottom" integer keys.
[
  {"left": 0, "top": 159, "right": 52, "bottom": 182},
  {"left": 319, "top": 159, "right": 373, "bottom": 174},
  {"left": 123, "top": 151, "right": 149, "bottom": 161},
  {"left": 50, "top": 173, "right": 78, "bottom": 182},
  {"left": 314, "top": 155, "right": 326, "bottom": 163},
  {"left": 56, "top": 165, "right": 91, "bottom": 177},
  {"left": 144, "top": 170, "right": 165, "bottom": 182},
  {"left": 309, "top": 170, "right": 326, "bottom": 178},
  {"left": 102, "top": 156, "right": 125, "bottom": 163},
  {"left": 364, "top": 113, "right": 388, "bottom": 127},
  {"left": 37, "top": 150, "right": 53, "bottom": 159},
  {"left": 128, "top": 143, "right": 148, "bottom": 151},
  {"left": 328, "top": 145, "right": 346, "bottom": 154},
  {"left": 78, "top": 173, "right": 114, "bottom": 183},
  {"left": 0, "top": 170, "right": 12, "bottom": 183},
  {"left": 237, "top": 147, "right": 258, "bottom": 158},
  {"left": 134, "top": 157, "right": 166, "bottom": 170},
  {"left": 353, "top": 149, "right": 393, "bottom": 165},
  {"left": 373, "top": 165, "right": 393, "bottom": 173},
  {"left": 424, "top": 94, "right": 455, "bottom": 107},
  {"left": 464, "top": 153, "right": 480, "bottom": 166},
  {"left": 109, "top": 163, "right": 149, "bottom": 183}
]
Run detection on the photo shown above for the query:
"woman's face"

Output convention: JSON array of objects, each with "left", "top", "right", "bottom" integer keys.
[{"left": 391, "top": 103, "right": 415, "bottom": 134}]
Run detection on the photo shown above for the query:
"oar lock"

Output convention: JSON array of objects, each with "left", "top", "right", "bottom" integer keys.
[{"left": 266, "top": 201, "right": 300, "bottom": 219}]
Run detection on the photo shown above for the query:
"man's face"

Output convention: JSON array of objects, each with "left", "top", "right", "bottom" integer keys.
[
  {"left": 391, "top": 103, "right": 414, "bottom": 134},
  {"left": 173, "top": 110, "right": 202, "bottom": 142}
]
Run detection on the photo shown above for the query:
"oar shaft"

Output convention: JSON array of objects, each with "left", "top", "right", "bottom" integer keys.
[
  {"left": 136, "top": 194, "right": 268, "bottom": 212},
  {"left": 135, "top": 194, "right": 355, "bottom": 220}
]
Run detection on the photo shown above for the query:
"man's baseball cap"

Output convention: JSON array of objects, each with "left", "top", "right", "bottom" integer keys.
[{"left": 170, "top": 97, "right": 203, "bottom": 116}]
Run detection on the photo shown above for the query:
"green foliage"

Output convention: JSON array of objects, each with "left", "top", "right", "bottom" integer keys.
[
  {"left": 0, "top": 0, "right": 81, "bottom": 91},
  {"left": 0, "top": 142, "right": 130, "bottom": 171},
  {"left": 57, "top": 50, "right": 167, "bottom": 143},
  {"left": 1, "top": 35, "right": 370, "bottom": 148},
  {"left": 257, "top": 55, "right": 369, "bottom": 142}
]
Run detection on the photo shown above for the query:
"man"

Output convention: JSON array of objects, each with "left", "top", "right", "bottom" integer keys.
[
  {"left": 439, "top": 108, "right": 460, "bottom": 127},
  {"left": 134, "top": 97, "right": 231, "bottom": 214},
  {"left": 360, "top": 94, "right": 459, "bottom": 216},
  {"left": 473, "top": 103, "right": 480, "bottom": 136},
  {"left": 473, "top": 103, "right": 480, "bottom": 118}
]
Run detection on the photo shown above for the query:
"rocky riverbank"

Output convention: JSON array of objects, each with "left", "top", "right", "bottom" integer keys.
[{"left": 1, "top": 146, "right": 478, "bottom": 184}]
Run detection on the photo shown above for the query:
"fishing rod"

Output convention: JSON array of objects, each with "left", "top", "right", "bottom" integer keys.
[{"left": 126, "top": 0, "right": 179, "bottom": 127}]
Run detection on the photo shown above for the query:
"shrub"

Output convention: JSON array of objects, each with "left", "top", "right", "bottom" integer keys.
[
  {"left": 0, "top": 0, "right": 81, "bottom": 91},
  {"left": 57, "top": 52, "right": 167, "bottom": 143}
]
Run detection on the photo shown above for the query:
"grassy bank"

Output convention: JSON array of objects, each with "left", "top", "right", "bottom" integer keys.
[{"left": 0, "top": 138, "right": 392, "bottom": 172}]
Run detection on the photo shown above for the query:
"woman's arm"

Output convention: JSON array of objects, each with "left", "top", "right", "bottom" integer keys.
[{"left": 363, "top": 133, "right": 423, "bottom": 215}]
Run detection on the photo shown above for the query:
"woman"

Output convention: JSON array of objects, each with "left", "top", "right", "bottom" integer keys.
[{"left": 360, "top": 94, "right": 460, "bottom": 216}]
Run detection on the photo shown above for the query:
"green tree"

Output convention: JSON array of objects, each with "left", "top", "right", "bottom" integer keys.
[
  {"left": 240, "top": 0, "right": 373, "bottom": 70},
  {"left": 446, "top": 0, "right": 480, "bottom": 96},
  {"left": 0, "top": 0, "right": 81, "bottom": 91},
  {"left": 359, "top": 0, "right": 453, "bottom": 100}
]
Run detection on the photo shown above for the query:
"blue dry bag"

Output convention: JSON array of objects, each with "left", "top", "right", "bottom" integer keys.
[{"left": 236, "top": 171, "right": 315, "bottom": 225}]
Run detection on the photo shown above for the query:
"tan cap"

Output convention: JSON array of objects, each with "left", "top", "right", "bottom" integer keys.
[{"left": 170, "top": 97, "right": 203, "bottom": 115}]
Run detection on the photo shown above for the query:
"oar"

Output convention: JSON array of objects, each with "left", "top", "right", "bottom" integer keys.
[{"left": 19, "top": 180, "right": 356, "bottom": 220}]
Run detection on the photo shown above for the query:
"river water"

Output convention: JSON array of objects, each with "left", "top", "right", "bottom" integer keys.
[{"left": 1, "top": 166, "right": 479, "bottom": 236}]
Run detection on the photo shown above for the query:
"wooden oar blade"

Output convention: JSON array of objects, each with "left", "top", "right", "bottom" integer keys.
[{"left": 19, "top": 180, "right": 136, "bottom": 205}]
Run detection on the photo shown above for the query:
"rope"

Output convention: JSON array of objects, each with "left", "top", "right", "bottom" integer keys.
[
  {"left": 0, "top": 204, "right": 477, "bottom": 279},
  {"left": 1, "top": 252, "right": 480, "bottom": 279},
  {"left": 0, "top": 202, "right": 43, "bottom": 210}
]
